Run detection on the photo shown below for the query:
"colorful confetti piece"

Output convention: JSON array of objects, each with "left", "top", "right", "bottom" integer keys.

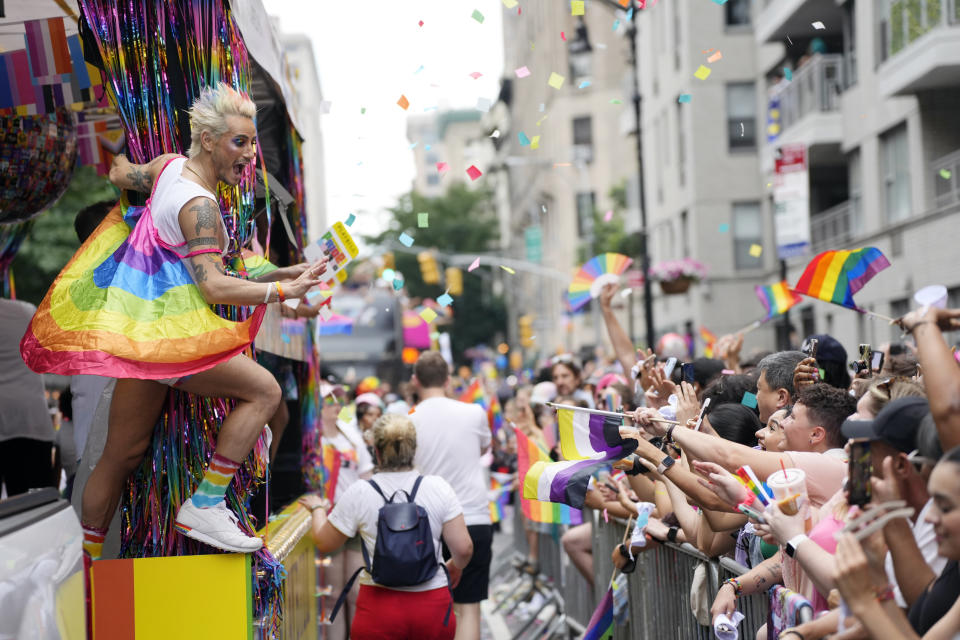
[
  {"left": 345, "top": 213, "right": 356, "bottom": 226},
  {"left": 749, "top": 244, "right": 763, "bottom": 257},
  {"left": 417, "top": 213, "right": 429, "bottom": 228},
  {"left": 939, "top": 169, "right": 952, "bottom": 179},
  {"left": 502, "top": 0, "right": 518, "bottom": 7},
  {"left": 500, "top": 265, "right": 516, "bottom": 274},
  {"left": 468, "top": 258, "right": 481, "bottom": 272},
  {"left": 437, "top": 162, "right": 449, "bottom": 173},
  {"left": 578, "top": 80, "right": 591, "bottom": 89},
  {"left": 548, "top": 72, "right": 565, "bottom": 89},
  {"left": 784, "top": 67, "right": 793, "bottom": 81},
  {"left": 398, "top": 232, "right": 414, "bottom": 247},
  {"left": 397, "top": 95, "right": 410, "bottom": 110},
  {"left": 718, "top": 223, "right": 730, "bottom": 233},
  {"left": 812, "top": 21, "right": 825, "bottom": 29},
  {"left": 741, "top": 392, "right": 758, "bottom": 408},
  {"left": 470, "top": 71, "right": 483, "bottom": 79},
  {"left": 420, "top": 308, "right": 438, "bottom": 323},
  {"left": 437, "top": 293, "right": 454, "bottom": 307},
  {"left": 472, "top": 9, "right": 485, "bottom": 23},
  {"left": 603, "top": 210, "right": 613, "bottom": 222},
  {"left": 678, "top": 94, "right": 692, "bottom": 103},
  {"left": 518, "top": 131, "right": 531, "bottom": 146},
  {"left": 571, "top": 0, "right": 585, "bottom": 15},
  {"left": 694, "top": 65, "right": 712, "bottom": 80},
  {"left": 515, "top": 66, "right": 531, "bottom": 78},
  {"left": 466, "top": 165, "right": 483, "bottom": 181},
  {"left": 708, "top": 51, "right": 722, "bottom": 63},
  {"left": 530, "top": 135, "right": 540, "bottom": 149}
]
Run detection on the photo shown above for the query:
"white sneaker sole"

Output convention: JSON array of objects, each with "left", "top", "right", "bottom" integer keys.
[{"left": 174, "top": 522, "right": 262, "bottom": 554}]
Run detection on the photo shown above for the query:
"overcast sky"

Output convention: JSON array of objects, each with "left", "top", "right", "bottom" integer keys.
[{"left": 263, "top": 0, "right": 505, "bottom": 241}]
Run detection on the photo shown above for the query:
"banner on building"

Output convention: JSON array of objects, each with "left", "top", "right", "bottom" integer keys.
[{"left": 773, "top": 144, "right": 810, "bottom": 260}]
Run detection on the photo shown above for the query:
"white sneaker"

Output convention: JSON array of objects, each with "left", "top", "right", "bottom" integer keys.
[{"left": 175, "top": 498, "right": 263, "bottom": 553}]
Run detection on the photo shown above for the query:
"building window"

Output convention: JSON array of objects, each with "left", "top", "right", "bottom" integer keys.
[
  {"left": 890, "top": 298, "right": 910, "bottom": 341},
  {"left": 677, "top": 101, "right": 686, "bottom": 186},
  {"left": 848, "top": 149, "right": 862, "bottom": 235},
  {"left": 576, "top": 191, "right": 596, "bottom": 238},
  {"left": 726, "top": 82, "right": 757, "bottom": 150},
  {"left": 572, "top": 116, "right": 593, "bottom": 164},
  {"left": 733, "top": 202, "right": 763, "bottom": 269},
  {"left": 725, "top": 0, "right": 751, "bottom": 26},
  {"left": 842, "top": 0, "right": 858, "bottom": 86},
  {"left": 426, "top": 174, "right": 440, "bottom": 186},
  {"left": 881, "top": 123, "right": 911, "bottom": 223},
  {"left": 800, "top": 306, "right": 816, "bottom": 338}
]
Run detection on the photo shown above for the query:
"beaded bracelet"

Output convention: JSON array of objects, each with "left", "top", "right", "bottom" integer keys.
[
  {"left": 876, "top": 584, "right": 896, "bottom": 603},
  {"left": 722, "top": 577, "right": 743, "bottom": 598}
]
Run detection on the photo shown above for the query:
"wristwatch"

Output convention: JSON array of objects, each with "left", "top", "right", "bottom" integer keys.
[
  {"left": 657, "top": 455, "right": 676, "bottom": 475},
  {"left": 785, "top": 534, "right": 808, "bottom": 558}
]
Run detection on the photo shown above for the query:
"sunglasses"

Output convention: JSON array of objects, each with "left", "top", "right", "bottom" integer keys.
[
  {"left": 550, "top": 354, "right": 575, "bottom": 365},
  {"left": 323, "top": 395, "right": 343, "bottom": 407}
]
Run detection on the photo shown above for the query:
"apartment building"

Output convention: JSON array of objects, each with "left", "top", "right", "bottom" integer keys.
[
  {"left": 406, "top": 110, "right": 493, "bottom": 198},
  {"left": 487, "top": 3, "right": 635, "bottom": 357},
  {"left": 755, "top": 0, "right": 960, "bottom": 349},
  {"left": 631, "top": 0, "right": 776, "bottom": 351}
]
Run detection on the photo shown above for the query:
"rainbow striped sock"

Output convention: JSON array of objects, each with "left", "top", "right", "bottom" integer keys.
[
  {"left": 82, "top": 524, "right": 108, "bottom": 561},
  {"left": 191, "top": 453, "right": 241, "bottom": 508}
]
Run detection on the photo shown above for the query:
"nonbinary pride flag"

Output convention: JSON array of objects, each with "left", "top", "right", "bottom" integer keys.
[
  {"left": 514, "top": 426, "right": 583, "bottom": 525},
  {"left": 755, "top": 280, "right": 803, "bottom": 320},
  {"left": 793, "top": 247, "right": 890, "bottom": 309},
  {"left": 556, "top": 409, "right": 628, "bottom": 461}
]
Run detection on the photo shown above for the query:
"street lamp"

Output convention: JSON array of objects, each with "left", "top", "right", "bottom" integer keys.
[{"left": 573, "top": 0, "right": 655, "bottom": 350}]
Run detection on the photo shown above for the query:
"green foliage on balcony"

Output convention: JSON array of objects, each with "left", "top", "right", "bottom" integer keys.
[
  {"left": 927, "top": 0, "right": 942, "bottom": 28},
  {"left": 907, "top": 0, "right": 925, "bottom": 44},
  {"left": 891, "top": 0, "right": 905, "bottom": 53}
]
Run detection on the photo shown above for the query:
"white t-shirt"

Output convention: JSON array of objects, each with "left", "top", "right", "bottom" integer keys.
[
  {"left": 323, "top": 422, "right": 374, "bottom": 504},
  {"left": 411, "top": 397, "right": 492, "bottom": 526},
  {"left": 150, "top": 157, "right": 229, "bottom": 258},
  {"left": 885, "top": 499, "right": 947, "bottom": 607},
  {"left": 327, "top": 470, "right": 462, "bottom": 591}
]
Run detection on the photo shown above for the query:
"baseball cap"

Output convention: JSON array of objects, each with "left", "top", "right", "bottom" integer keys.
[
  {"left": 320, "top": 382, "right": 346, "bottom": 400},
  {"left": 355, "top": 392, "right": 384, "bottom": 408},
  {"left": 841, "top": 396, "right": 930, "bottom": 453}
]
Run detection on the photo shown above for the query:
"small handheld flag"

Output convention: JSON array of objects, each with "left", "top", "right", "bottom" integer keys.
[
  {"left": 755, "top": 281, "right": 803, "bottom": 320},
  {"left": 793, "top": 247, "right": 890, "bottom": 310}
]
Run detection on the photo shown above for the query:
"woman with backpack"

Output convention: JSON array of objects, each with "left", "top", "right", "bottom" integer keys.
[{"left": 300, "top": 413, "right": 474, "bottom": 640}]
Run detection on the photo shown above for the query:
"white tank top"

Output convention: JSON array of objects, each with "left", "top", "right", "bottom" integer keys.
[{"left": 149, "top": 157, "right": 229, "bottom": 257}]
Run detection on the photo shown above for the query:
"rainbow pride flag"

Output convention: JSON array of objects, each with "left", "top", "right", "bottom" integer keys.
[
  {"left": 488, "top": 476, "right": 511, "bottom": 524},
  {"left": 556, "top": 409, "right": 627, "bottom": 461},
  {"left": 487, "top": 394, "right": 503, "bottom": 436},
  {"left": 515, "top": 427, "right": 583, "bottom": 525},
  {"left": 700, "top": 326, "right": 717, "bottom": 358},
  {"left": 459, "top": 378, "right": 486, "bottom": 407},
  {"left": 793, "top": 248, "right": 890, "bottom": 310},
  {"left": 321, "top": 444, "right": 343, "bottom": 503},
  {"left": 581, "top": 587, "right": 614, "bottom": 640},
  {"left": 755, "top": 280, "right": 803, "bottom": 319},
  {"left": 20, "top": 203, "right": 265, "bottom": 379}
]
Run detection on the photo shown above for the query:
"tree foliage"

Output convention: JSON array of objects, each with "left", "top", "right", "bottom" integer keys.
[
  {"left": 11, "top": 166, "right": 117, "bottom": 304},
  {"left": 577, "top": 180, "right": 643, "bottom": 263},
  {"left": 365, "top": 182, "right": 507, "bottom": 362}
]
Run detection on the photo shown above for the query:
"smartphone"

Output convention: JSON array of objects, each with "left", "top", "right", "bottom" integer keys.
[
  {"left": 871, "top": 351, "right": 885, "bottom": 374},
  {"left": 681, "top": 362, "right": 696, "bottom": 384},
  {"left": 848, "top": 438, "right": 873, "bottom": 507},
  {"left": 803, "top": 338, "right": 819, "bottom": 359},
  {"left": 858, "top": 344, "right": 872, "bottom": 367},
  {"left": 663, "top": 357, "right": 678, "bottom": 380}
]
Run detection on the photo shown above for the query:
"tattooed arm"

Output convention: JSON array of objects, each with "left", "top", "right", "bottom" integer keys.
[
  {"left": 108, "top": 153, "right": 180, "bottom": 193},
  {"left": 179, "top": 196, "right": 325, "bottom": 305}
]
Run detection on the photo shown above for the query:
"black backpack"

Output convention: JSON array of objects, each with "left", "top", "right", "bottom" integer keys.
[{"left": 330, "top": 476, "right": 452, "bottom": 624}]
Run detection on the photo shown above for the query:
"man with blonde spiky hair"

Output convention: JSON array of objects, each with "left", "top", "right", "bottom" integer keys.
[{"left": 71, "top": 83, "right": 328, "bottom": 556}]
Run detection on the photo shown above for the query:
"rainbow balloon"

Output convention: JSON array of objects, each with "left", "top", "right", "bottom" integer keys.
[
  {"left": 566, "top": 252, "right": 633, "bottom": 312},
  {"left": 793, "top": 247, "right": 890, "bottom": 310},
  {"left": 20, "top": 204, "right": 265, "bottom": 379}
]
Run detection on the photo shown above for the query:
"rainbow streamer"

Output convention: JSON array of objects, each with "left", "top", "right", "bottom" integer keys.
[
  {"left": 793, "top": 248, "right": 890, "bottom": 310},
  {"left": 514, "top": 426, "right": 583, "bottom": 525},
  {"left": 755, "top": 280, "right": 804, "bottom": 320},
  {"left": 566, "top": 252, "right": 633, "bottom": 312}
]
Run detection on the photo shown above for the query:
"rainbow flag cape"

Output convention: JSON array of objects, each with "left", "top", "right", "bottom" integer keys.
[
  {"left": 234, "top": 249, "right": 279, "bottom": 280},
  {"left": 524, "top": 411, "right": 636, "bottom": 509},
  {"left": 581, "top": 587, "right": 614, "bottom": 640},
  {"left": 556, "top": 409, "right": 628, "bottom": 461},
  {"left": 755, "top": 280, "right": 803, "bottom": 319},
  {"left": 793, "top": 248, "right": 890, "bottom": 310},
  {"left": 20, "top": 203, "right": 265, "bottom": 379},
  {"left": 514, "top": 426, "right": 583, "bottom": 525},
  {"left": 700, "top": 326, "right": 717, "bottom": 358}
]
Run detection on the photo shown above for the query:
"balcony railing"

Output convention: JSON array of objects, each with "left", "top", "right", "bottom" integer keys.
[
  {"left": 811, "top": 201, "right": 856, "bottom": 253},
  {"left": 882, "top": 0, "right": 960, "bottom": 60},
  {"left": 933, "top": 148, "right": 960, "bottom": 208},
  {"left": 773, "top": 54, "right": 844, "bottom": 134}
]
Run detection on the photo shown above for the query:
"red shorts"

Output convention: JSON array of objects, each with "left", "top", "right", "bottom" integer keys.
[{"left": 350, "top": 584, "right": 455, "bottom": 640}]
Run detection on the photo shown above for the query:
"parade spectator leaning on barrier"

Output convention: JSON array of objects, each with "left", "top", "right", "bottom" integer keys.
[
  {"left": 755, "top": 350, "right": 807, "bottom": 424},
  {"left": 300, "top": 414, "right": 473, "bottom": 640}
]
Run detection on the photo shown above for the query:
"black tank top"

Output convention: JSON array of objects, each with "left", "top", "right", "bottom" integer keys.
[{"left": 908, "top": 560, "right": 959, "bottom": 635}]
